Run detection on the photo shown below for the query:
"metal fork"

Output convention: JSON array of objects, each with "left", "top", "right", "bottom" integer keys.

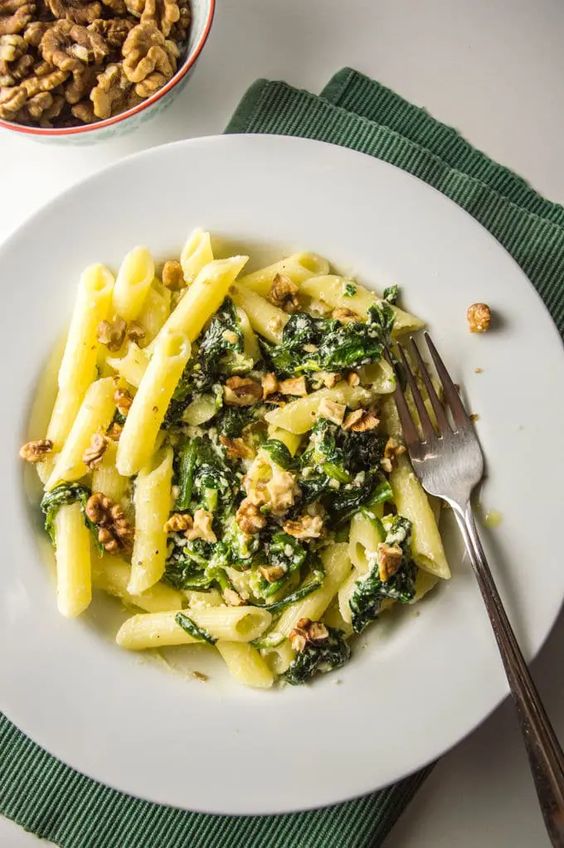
[{"left": 391, "top": 333, "right": 564, "bottom": 847}]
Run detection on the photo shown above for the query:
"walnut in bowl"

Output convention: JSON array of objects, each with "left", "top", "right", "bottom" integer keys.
[{"left": 0, "top": 0, "right": 214, "bottom": 140}]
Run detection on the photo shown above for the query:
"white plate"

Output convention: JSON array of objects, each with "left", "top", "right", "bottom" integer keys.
[{"left": 1, "top": 135, "right": 563, "bottom": 816}]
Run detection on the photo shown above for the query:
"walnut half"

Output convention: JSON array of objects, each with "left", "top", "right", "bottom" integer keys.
[
  {"left": 85, "top": 492, "right": 134, "bottom": 553},
  {"left": 20, "top": 438, "right": 53, "bottom": 462}
]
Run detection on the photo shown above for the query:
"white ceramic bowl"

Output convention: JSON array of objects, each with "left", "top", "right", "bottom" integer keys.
[
  {"left": 0, "top": 0, "right": 215, "bottom": 143},
  {"left": 1, "top": 135, "right": 563, "bottom": 815}
]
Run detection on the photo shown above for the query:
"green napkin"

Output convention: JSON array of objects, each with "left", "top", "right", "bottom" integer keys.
[{"left": 2, "top": 67, "right": 563, "bottom": 848}]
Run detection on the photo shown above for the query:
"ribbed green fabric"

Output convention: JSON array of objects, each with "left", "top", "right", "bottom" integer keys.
[
  {"left": 3, "top": 68, "right": 563, "bottom": 848},
  {"left": 227, "top": 71, "right": 564, "bottom": 336}
]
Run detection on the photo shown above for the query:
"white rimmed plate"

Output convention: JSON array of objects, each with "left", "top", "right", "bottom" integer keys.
[{"left": 1, "top": 135, "right": 563, "bottom": 815}]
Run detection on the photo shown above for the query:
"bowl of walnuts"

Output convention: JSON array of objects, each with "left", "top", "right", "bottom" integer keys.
[{"left": 0, "top": 0, "right": 214, "bottom": 139}]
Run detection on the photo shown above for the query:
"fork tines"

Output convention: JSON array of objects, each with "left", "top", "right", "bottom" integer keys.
[{"left": 391, "top": 333, "right": 474, "bottom": 446}]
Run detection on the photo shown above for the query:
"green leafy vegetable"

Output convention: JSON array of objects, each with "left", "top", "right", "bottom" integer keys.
[
  {"left": 343, "top": 282, "right": 357, "bottom": 297},
  {"left": 40, "top": 483, "right": 97, "bottom": 547},
  {"left": 349, "top": 515, "right": 416, "bottom": 633},
  {"left": 264, "top": 568, "right": 324, "bottom": 613},
  {"left": 251, "top": 632, "right": 286, "bottom": 649},
  {"left": 175, "top": 439, "right": 197, "bottom": 510},
  {"left": 383, "top": 284, "right": 399, "bottom": 304},
  {"left": 261, "top": 439, "right": 294, "bottom": 470},
  {"left": 261, "top": 308, "right": 395, "bottom": 378},
  {"left": 175, "top": 612, "right": 217, "bottom": 645},
  {"left": 284, "top": 626, "right": 350, "bottom": 685},
  {"left": 214, "top": 405, "right": 261, "bottom": 438}
]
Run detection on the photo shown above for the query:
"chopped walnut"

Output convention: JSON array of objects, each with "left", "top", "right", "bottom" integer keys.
[
  {"left": 97, "top": 316, "right": 127, "bottom": 350},
  {"left": 23, "top": 21, "right": 48, "bottom": 48},
  {"left": 107, "top": 421, "right": 123, "bottom": 441},
  {"left": 46, "top": 0, "right": 103, "bottom": 25},
  {"left": 380, "top": 437, "right": 406, "bottom": 474},
  {"left": 19, "top": 438, "right": 53, "bottom": 462},
  {"left": 126, "top": 321, "right": 145, "bottom": 343},
  {"left": 219, "top": 435, "right": 255, "bottom": 461},
  {"left": 169, "top": 0, "right": 188, "bottom": 41},
  {"left": 122, "top": 21, "right": 177, "bottom": 97},
  {"left": 223, "top": 587, "right": 243, "bottom": 606},
  {"left": 161, "top": 258, "right": 184, "bottom": 290},
  {"left": 278, "top": 376, "right": 307, "bottom": 397},
  {"left": 114, "top": 386, "right": 133, "bottom": 416},
  {"left": 70, "top": 97, "right": 95, "bottom": 121},
  {"left": 467, "top": 302, "right": 491, "bottom": 333},
  {"left": 0, "top": 62, "right": 69, "bottom": 119},
  {"left": 126, "top": 0, "right": 179, "bottom": 37},
  {"left": 268, "top": 273, "right": 300, "bottom": 313},
  {"left": 317, "top": 397, "right": 345, "bottom": 425},
  {"left": 243, "top": 452, "right": 298, "bottom": 516},
  {"left": 346, "top": 371, "right": 360, "bottom": 387},
  {"left": 289, "top": 617, "right": 329, "bottom": 652},
  {"left": 82, "top": 432, "right": 108, "bottom": 468},
  {"left": 343, "top": 408, "right": 380, "bottom": 432},
  {"left": 88, "top": 17, "right": 133, "bottom": 54},
  {"left": 332, "top": 307, "right": 359, "bottom": 323},
  {"left": 322, "top": 371, "right": 342, "bottom": 388},
  {"left": 90, "top": 60, "right": 138, "bottom": 118},
  {"left": 41, "top": 20, "right": 108, "bottom": 73},
  {"left": 0, "top": 45, "right": 33, "bottom": 86},
  {"left": 0, "top": 32, "right": 24, "bottom": 60},
  {"left": 259, "top": 564, "right": 285, "bottom": 583},
  {"left": 185, "top": 508, "right": 216, "bottom": 543},
  {"left": 377, "top": 543, "right": 403, "bottom": 582},
  {"left": 163, "top": 511, "right": 192, "bottom": 533},
  {"left": 0, "top": 0, "right": 34, "bottom": 37},
  {"left": 235, "top": 497, "right": 266, "bottom": 535},
  {"left": 283, "top": 513, "right": 324, "bottom": 540},
  {"left": 223, "top": 375, "right": 262, "bottom": 406},
  {"left": 85, "top": 492, "right": 134, "bottom": 553},
  {"left": 261, "top": 371, "right": 279, "bottom": 400}
]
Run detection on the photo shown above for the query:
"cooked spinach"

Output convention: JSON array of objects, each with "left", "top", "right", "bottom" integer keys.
[
  {"left": 349, "top": 515, "right": 416, "bottom": 633},
  {"left": 214, "top": 405, "right": 260, "bottom": 438},
  {"left": 343, "top": 282, "right": 357, "bottom": 297},
  {"left": 41, "top": 483, "right": 97, "bottom": 547},
  {"left": 284, "top": 626, "right": 350, "bottom": 685},
  {"left": 264, "top": 568, "right": 325, "bottom": 614},
  {"left": 175, "top": 612, "right": 217, "bottom": 645},
  {"left": 252, "top": 532, "right": 309, "bottom": 599},
  {"left": 383, "top": 284, "right": 399, "bottom": 304},
  {"left": 261, "top": 439, "right": 294, "bottom": 470},
  {"left": 261, "top": 306, "right": 395, "bottom": 378}
]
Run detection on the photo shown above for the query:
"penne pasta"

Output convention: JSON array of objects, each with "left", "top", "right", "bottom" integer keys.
[
  {"left": 180, "top": 228, "right": 214, "bottom": 283},
  {"left": 264, "top": 382, "right": 373, "bottom": 434},
  {"left": 116, "top": 330, "right": 191, "bottom": 476},
  {"left": 106, "top": 341, "right": 148, "bottom": 388},
  {"left": 128, "top": 447, "right": 173, "bottom": 594},
  {"left": 54, "top": 502, "right": 91, "bottom": 618},
  {"left": 113, "top": 246, "right": 155, "bottom": 321},
  {"left": 92, "top": 554, "right": 183, "bottom": 613},
  {"left": 216, "top": 641, "right": 274, "bottom": 689},
  {"left": 238, "top": 252, "right": 330, "bottom": 297},
  {"left": 46, "top": 377, "right": 116, "bottom": 489},
  {"left": 230, "top": 284, "right": 288, "bottom": 344}
]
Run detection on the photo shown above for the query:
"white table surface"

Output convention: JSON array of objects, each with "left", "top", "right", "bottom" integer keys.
[{"left": 1, "top": 0, "right": 563, "bottom": 845}]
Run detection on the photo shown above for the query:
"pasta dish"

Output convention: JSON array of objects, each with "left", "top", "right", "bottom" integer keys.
[{"left": 20, "top": 231, "right": 450, "bottom": 688}]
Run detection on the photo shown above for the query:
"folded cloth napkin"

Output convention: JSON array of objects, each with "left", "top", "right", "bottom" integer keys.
[{"left": 2, "top": 68, "right": 563, "bottom": 848}]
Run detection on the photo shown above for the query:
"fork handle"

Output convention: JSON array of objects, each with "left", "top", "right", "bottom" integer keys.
[{"left": 453, "top": 502, "right": 564, "bottom": 847}]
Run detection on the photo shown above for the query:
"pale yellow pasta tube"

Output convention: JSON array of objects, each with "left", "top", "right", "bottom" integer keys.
[
  {"left": 46, "top": 377, "right": 116, "bottom": 489},
  {"left": 348, "top": 510, "right": 384, "bottom": 573},
  {"left": 137, "top": 283, "right": 171, "bottom": 344},
  {"left": 106, "top": 342, "right": 148, "bottom": 388},
  {"left": 275, "top": 544, "right": 351, "bottom": 636},
  {"left": 259, "top": 639, "right": 295, "bottom": 676},
  {"left": 128, "top": 447, "right": 173, "bottom": 594},
  {"left": 116, "top": 606, "right": 272, "bottom": 649},
  {"left": 238, "top": 252, "right": 330, "bottom": 297},
  {"left": 92, "top": 554, "right": 183, "bottom": 613},
  {"left": 230, "top": 284, "right": 288, "bottom": 343},
  {"left": 390, "top": 456, "right": 451, "bottom": 579},
  {"left": 156, "top": 255, "right": 248, "bottom": 343},
  {"left": 113, "top": 246, "right": 155, "bottom": 321},
  {"left": 180, "top": 228, "right": 214, "bottom": 283},
  {"left": 47, "top": 264, "right": 114, "bottom": 448},
  {"left": 54, "top": 502, "right": 91, "bottom": 618},
  {"left": 235, "top": 306, "right": 261, "bottom": 362},
  {"left": 91, "top": 440, "right": 129, "bottom": 504},
  {"left": 264, "top": 383, "right": 373, "bottom": 434},
  {"left": 116, "top": 330, "right": 191, "bottom": 476},
  {"left": 182, "top": 394, "right": 218, "bottom": 426},
  {"left": 300, "top": 275, "right": 424, "bottom": 336},
  {"left": 216, "top": 641, "right": 274, "bottom": 689}
]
